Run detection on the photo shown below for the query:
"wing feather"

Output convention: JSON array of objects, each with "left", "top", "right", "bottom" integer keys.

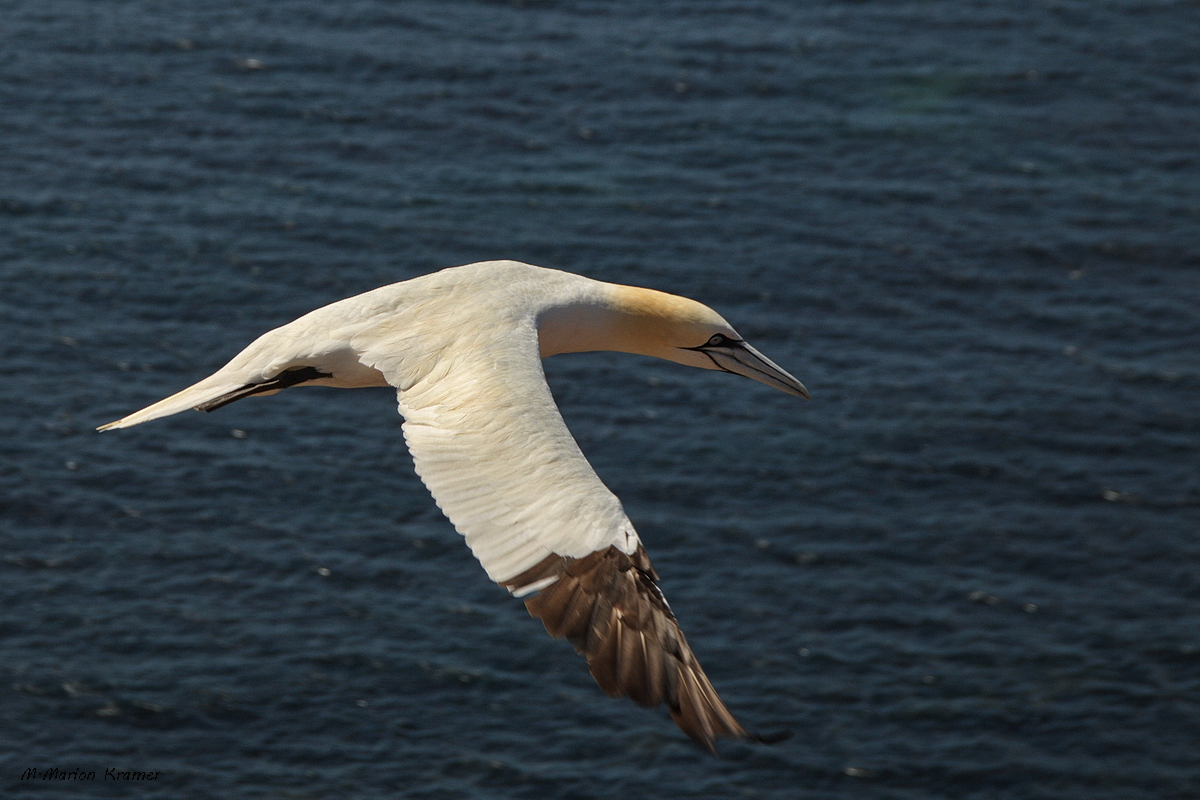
[
  {"left": 365, "top": 333, "right": 637, "bottom": 583},
  {"left": 361, "top": 329, "right": 749, "bottom": 751},
  {"left": 506, "top": 546, "right": 749, "bottom": 752}
]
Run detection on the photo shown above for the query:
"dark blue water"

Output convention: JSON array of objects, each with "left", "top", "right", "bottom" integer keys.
[{"left": 3, "top": 1, "right": 1199, "bottom": 797}]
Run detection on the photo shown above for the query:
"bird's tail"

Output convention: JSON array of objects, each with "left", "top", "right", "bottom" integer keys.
[{"left": 97, "top": 373, "right": 246, "bottom": 431}]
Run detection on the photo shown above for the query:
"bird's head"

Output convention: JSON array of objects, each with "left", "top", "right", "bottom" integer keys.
[{"left": 540, "top": 283, "right": 809, "bottom": 399}]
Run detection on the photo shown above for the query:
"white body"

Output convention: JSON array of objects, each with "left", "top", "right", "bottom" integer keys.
[{"left": 100, "top": 260, "right": 808, "bottom": 750}]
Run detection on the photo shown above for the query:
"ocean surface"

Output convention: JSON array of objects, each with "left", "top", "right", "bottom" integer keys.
[{"left": 3, "top": 1, "right": 1199, "bottom": 798}]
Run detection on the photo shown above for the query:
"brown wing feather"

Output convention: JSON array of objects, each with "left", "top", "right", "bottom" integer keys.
[{"left": 503, "top": 545, "right": 748, "bottom": 753}]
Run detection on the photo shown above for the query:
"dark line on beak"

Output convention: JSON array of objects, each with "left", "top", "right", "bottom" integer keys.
[
  {"left": 725, "top": 350, "right": 783, "bottom": 384},
  {"left": 681, "top": 343, "right": 808, "bottom": 398},
  {"left": 686, "top": 343, "right": 767, "bottom": 379},
  {"left": 698, "top": 350, "right": 738, "bottom": 376}
]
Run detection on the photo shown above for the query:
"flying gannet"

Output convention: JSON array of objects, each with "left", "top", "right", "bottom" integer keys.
[{"left": 99, "top": 260, "right": 808, "bottom": 752}]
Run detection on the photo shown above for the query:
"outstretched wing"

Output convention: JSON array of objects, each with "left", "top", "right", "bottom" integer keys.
[
  {"left": 363, "top": 331, "right": 748, "bottom": 751},
  {"left": 502, "top": 545, "right": 748, "bottom": 752}
]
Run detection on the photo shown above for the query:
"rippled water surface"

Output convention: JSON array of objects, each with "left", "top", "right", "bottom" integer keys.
[{"left": 3, "top": 1, "right": 1199, "bottom": 798}]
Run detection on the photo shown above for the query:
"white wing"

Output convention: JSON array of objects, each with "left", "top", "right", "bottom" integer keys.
[
  {"left": 360, "top": 322, "right": 749, "bottom": 751},
  {"left": 368, "top": 326, "right": 638, "bottom": 589}
]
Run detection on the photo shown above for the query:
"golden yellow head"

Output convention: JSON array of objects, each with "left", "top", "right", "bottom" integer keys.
[
  {"left": 603, "top": 285, "right": 738, "bottom": 357},
  {"left": 538, "top": 282, "right": 808, "bottom": 398}
]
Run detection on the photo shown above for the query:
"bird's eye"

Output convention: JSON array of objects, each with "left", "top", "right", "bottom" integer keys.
[{"left": 706, "top": 334, "right": 730, "bottom": 347}]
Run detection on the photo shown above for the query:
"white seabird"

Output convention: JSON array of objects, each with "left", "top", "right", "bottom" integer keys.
[{"left": 99, "top": 260, "right": 808, "bottom": 752}]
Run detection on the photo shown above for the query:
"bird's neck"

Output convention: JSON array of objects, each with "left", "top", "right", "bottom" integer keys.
[{"left": 536, "top": 284, "right": 707, "bottom": 361}]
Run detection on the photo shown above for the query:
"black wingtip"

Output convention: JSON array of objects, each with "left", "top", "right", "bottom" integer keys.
[{"left": 194, "top": 366, "right": 331, "bottom": 413}]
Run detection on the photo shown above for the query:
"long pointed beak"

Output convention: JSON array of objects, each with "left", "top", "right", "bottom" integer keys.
[{"left": 706, "top": 341, "right": 810, "bottom": 399}]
